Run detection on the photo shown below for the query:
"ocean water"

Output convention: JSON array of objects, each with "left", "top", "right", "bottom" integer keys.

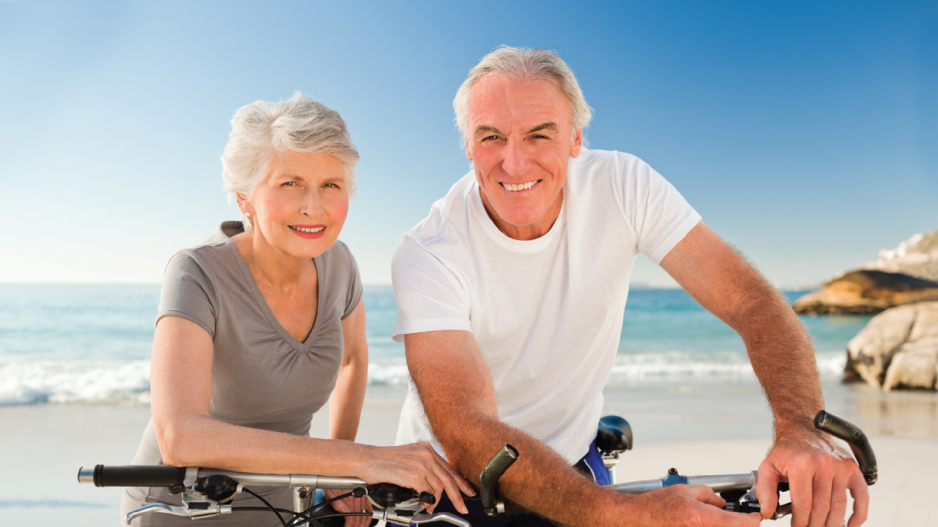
[{"left": 0, "top": 284, "right": 870, "bottom": 406}]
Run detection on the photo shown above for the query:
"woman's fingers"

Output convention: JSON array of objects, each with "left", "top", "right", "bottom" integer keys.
[
  {"left": 322, "top": 489, "right": 371, "bottom": 527},
  {"left": 359, "top": 442, "right": 474, "bottom": 514},
  {"left": 432, "top": 447, "right": 477, "bottom": 496},
  {"left": 425, "top": 448, "right": 471, "bottom": 514}
]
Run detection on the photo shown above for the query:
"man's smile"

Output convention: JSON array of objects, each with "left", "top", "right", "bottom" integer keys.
[{"left": 500, "top": 180, "right": 540, "bottom": 192}]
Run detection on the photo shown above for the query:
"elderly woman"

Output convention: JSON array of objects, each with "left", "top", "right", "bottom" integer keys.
[{"left": 121, "top": 93, "right": 472, "bottom": 526}]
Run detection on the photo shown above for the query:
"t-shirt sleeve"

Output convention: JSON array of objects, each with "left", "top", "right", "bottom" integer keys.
[
  {"left": 340, "top": 245, "right": 363, "bottom": 320},
  {"left": 156, "top": 251, "right": 218, "bottom": 337},
  {"left": 617, "top": 153, "right": 702, "bottom": 264},
  {"left": 391, "top": 235, "right": 472, "bottom": 343}
]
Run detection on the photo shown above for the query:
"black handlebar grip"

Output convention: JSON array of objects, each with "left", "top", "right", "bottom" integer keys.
[
  {"left": 480, "top": 444, "right": 519, "bottom": 517},
  {"left": 80, "top": 465, "right": 187, "bottom": 488},
  {"left": 419, "top": 491, "right": 436, "bottom": 505},
  {"left": 814, "top": 411, "right": 878, "bottom": 485}
]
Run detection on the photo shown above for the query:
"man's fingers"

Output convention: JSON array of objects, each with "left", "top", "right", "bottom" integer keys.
[
  {"left": 788, "top": 465, "right": 815, "bottom": 527},
  {"left": 846, "top": 473, "right": 869, "bottom": 527},
  {"left": 807, "top": 462, "right": 833, "bottom": 527},
  {"left": 689, "top": 485, "right": 726, "bottom": 508},
  {"left": 756, "top": 463, "right": 781, "bottom": 520},
  {"left": 825, "top": 472, "right": 848, "bottom": 527}
]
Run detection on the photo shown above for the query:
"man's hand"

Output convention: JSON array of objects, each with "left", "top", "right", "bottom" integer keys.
[
  {"left": 756, "top": 431, "right": 870, "bottom": 527},
  {"left": 630, "top": 485, "right": 761, "bottom": 527}
]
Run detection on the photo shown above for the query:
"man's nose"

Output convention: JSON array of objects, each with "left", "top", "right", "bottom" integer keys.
[{"left": 501, "top": 140, "right": 532, "bottom": 176}]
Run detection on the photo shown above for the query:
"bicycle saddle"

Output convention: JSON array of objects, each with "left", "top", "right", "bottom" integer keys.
[{"left": 596, "top": 415, "right": 633, "bottom": 454}]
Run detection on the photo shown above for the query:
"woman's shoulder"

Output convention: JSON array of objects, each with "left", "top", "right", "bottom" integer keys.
[
  {"left": 317, "top": 240, "right": 362, "bottom": 316},
  {"left": 318, "top": 239, "right": 360, "bottom": 286},
  {"left": 318, "top": 239, "right": 356, "bottom": 268},
  {"left": 163, "top": 225, "right": 244, "bottom": 289}
]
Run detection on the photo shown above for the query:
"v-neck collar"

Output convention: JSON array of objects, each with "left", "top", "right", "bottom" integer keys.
[{"left": 224, "top": 236, "right": 323, "bottom": 354}]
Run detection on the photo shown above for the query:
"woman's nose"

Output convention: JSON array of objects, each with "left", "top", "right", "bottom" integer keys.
[{"left": 299, "top": 189, "right": 323, "bottom": 216}]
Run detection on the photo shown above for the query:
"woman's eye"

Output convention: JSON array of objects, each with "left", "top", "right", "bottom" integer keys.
[{"left": 324, "top": 182, "right": 340, "bottom": 189}]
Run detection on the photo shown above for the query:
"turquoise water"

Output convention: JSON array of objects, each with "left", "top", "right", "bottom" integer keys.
[{"left": 0, "top": 284, "right": 871, "bottom": 404}]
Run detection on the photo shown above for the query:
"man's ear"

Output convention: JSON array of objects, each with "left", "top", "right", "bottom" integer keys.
[
  {"left": 465, "top": 138, "right": 474, "bottom": 162},
  {"left": 570, "top": 128, "right": 583, "bottom": 158}
]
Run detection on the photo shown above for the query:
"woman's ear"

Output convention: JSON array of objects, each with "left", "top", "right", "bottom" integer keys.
[{"left": 235, "top": 193, "right": 253, "bottom": 216}]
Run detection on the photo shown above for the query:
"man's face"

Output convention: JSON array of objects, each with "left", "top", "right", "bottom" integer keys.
[{"left": 465, "top": 74, "right": 582, "bottom": 240}]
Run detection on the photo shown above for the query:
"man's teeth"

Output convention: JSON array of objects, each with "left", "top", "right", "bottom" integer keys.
[
  {"left": 291, "top": 226, "right": 325, "bottom": 233},
  {"left": 503, "top": 181, "right": 537, "bottom": 192}
]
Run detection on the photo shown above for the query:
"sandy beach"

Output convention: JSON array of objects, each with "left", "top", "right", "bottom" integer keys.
[{"left": 2, "top": 385, "right": 936, "bottom": 527}]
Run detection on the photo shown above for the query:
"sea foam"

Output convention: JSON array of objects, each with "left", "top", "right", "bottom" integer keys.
[{"left": 0, "top": 360, "right": 151, "bottom": 405}]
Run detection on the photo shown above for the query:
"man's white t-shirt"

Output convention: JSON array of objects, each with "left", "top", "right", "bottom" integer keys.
[{"left": 391, "top": 148, "right": 701, "bottom": 464}]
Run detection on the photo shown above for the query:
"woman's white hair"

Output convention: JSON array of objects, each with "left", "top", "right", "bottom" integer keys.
[
  {"left": 453, "top": 46, "right": 593, "bottom": 144},
  {"left": 221, "top": 92, "right": 359, "bottom": 231}
]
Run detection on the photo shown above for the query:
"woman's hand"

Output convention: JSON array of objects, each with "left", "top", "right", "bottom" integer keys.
[
  {"left": 357, "top": 442, "right": 475, "bottom": 514},
  {"left": 323, "top": 488, "right": 372, "bottom": 527}
]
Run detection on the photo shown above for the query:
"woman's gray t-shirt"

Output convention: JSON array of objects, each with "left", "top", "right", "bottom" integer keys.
[{"left": 122, "top": 222, "right": 363, "bottom": 525}]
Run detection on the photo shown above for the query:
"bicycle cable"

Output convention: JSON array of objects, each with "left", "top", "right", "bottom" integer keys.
[{"left": 242, "top": 486, "right": 289, "bottom": 527}]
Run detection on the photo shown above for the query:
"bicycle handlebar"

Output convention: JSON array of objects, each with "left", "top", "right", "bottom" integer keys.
[
  {"left": 612, "top": 470, "right": 758, "bottom": 493},
  {"left": 78, "top": 465, "right": 187, "bottom": 488},
  {"left": 78, "top": 410, "right": 875, "bottom": 524},
  {"left": 814, "top": 410, "right": 878, "bottom": 485},
  {"left": 78, "top": 465, "right": 369, "bottom": 490}
]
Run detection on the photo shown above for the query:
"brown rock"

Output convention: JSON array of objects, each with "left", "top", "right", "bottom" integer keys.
[
  {"left": 793, "top": 270, "right": 938, "bottom": 315},
  {"left": 845, "top": 304, "right": 917, "bottom": 386},
  {"left": 882, "top": 340, "right": 938, "bottom": 391},
  {"left": 844, "top": 301, "right": 938, "bottom": 391}
]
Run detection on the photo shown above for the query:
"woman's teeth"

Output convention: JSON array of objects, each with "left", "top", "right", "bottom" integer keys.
[{"left": 290, "top": 226, "right": 324, "bottom": 233}]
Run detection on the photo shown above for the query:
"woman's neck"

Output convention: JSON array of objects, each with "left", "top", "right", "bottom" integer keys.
[{"left": 234, "top": 231, "right": 313, "bottom": 291}]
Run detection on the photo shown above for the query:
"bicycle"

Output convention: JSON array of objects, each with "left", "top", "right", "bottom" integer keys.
[{"left": 79, "top": 410, "right": 876, "bottom": 525}]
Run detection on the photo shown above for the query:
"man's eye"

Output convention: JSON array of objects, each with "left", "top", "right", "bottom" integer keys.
[
  {"left": 281, "top": 181, "right": 297, "bottom": 187},
  {"left": 481, "top": 135, "right": 499, "bottom": 142}
]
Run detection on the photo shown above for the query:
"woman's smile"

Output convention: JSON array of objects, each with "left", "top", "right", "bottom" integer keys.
[{"left": 289, "top": 224, "right": 327, "bottom": 238}]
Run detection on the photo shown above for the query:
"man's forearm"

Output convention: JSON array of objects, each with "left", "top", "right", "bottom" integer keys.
[
  {"left": 434, "top": 408, "right": 626, "bottom": 527},
  {"left": 658, "top": 223, "right": 825, "bottom": 440},
  {"left": 735, "top": 284, "right": 824, "bottom": 438},
  {"left": 405, "top": 330, "right": 625, "bottom": 526}
]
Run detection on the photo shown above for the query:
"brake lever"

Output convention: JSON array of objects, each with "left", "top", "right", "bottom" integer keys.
[
  {"left": 410, "top": 512, "right": 472, "bottom": 527},
  {"left": 124, "top": 501, "right": 233, "bottom": 524}
]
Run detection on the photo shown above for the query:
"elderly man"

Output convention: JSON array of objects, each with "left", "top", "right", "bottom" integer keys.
[{"left": 391, "top": 46, "right": 868, "bottom": 527}]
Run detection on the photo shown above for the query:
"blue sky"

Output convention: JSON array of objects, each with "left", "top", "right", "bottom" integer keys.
[{"left": 2, "top": 0, "right": 935, "bottom": 287}]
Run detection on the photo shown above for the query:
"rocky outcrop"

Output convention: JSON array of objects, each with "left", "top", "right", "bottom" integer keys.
[
  {"left": 844, "top": 301, "right": 938, "bottom": 391},
  {"left": 792, "top": 270, "right": 938, "bottom": 315},
  {"left": 859, "top": 229, "right": 938, "bottom": 283}
]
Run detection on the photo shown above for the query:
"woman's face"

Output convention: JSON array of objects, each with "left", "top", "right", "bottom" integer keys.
[{"left": 245, "top": 150, "right": 350, "bottom": 260}]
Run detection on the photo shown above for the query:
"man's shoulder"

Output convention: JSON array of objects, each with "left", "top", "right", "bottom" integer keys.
[
  {"left": 567, "top": 148, "right": 651, "bottom": 197},
  {"left": 401, "top": 171, "right": 476, "bottom": 248},
  {"left": 573, "top": 148, "right": 644, "bottom": 174}
]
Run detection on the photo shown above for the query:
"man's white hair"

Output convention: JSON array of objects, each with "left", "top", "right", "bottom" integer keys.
[
  {"left": 220, "top": 92, "right": 359, "bottom": 231},
  {"left": 453, "top": 46, "right": 593, "bottom": 144}
]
